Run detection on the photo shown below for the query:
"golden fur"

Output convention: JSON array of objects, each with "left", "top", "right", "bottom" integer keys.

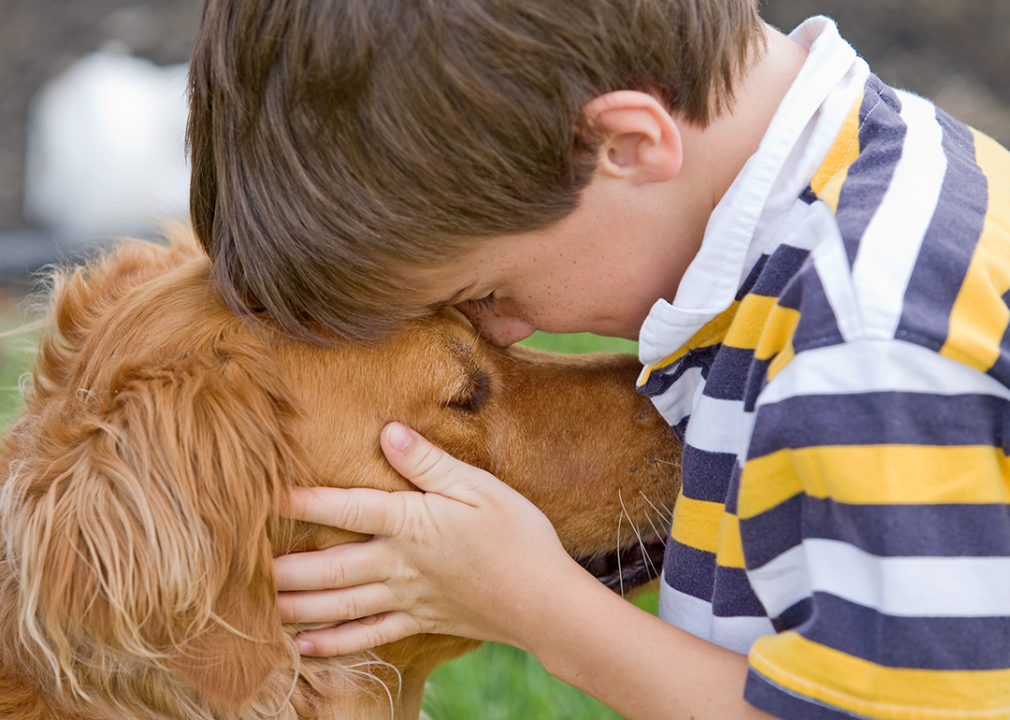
[{"left": 0, "top": 228, "right": 681, "bottom": 719}]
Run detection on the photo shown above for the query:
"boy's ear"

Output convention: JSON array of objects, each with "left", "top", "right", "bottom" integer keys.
[{"left": 583, "top": 91, "right": 683, "bottom": 183}]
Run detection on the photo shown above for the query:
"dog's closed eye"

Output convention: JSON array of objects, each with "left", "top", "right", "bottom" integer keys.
[{"left": 448, "top": 372, "right": 492, "bottom": 413}]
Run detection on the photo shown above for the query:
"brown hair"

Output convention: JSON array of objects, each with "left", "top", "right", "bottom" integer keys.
[{"left": 187, "top": 0, "right": 764, "bottom": 342}]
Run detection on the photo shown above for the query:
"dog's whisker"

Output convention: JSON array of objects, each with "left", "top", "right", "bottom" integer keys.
[
  {"left": 640, "top": 512, "right": 665, "bottom": 577},
  {"left": 616, "top": 502, "right": 625, "bottom": 598},
  {"left": 638, "top": 490, "right": 672, "bottom": 534},
  {"left": 618, "top": 488, "right": 649, "bottom": 555}
]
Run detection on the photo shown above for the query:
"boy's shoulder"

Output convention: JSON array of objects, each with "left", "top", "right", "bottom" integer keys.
[{"left": 779, "top": 73, "right": 1010, "bottom": 383}]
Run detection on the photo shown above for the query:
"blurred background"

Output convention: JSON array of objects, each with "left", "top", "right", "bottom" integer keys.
[
  {"left": 0, "top": 1, "right": 1008, "bottom": 717},
  {"left": 0, "top": 0, "right": 1008, "bottom": 286}
]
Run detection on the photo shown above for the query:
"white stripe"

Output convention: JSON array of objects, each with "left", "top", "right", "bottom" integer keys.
[
  {"left": 683, "top": 396, "right": 747, "bottom": 456},
  {"left": 648, "top": 365, "right": 704, "bottom": 427},
  {"left": 711, "top": 615, "right": 776, "bottom": 655},
  {"left": 659, "top": 578, "right": 773, "bottom": 654},
  {"left": 805, "top": 539, "right": 1010, "bottom": 617},
  {"left": 659, "top": 580, "right": 714, "bottom": 639},
  {"left": 852, "top": 92, "right": 947, "bottom": 339},
  {"left": 809, "top": 206, "right": 864, "bottom": 342},
  {"left": 757, "top": 339, "right": 1010, "bottom": 406},
  {"left": 746, "top": 544, "right": 813, "bottom": 619}
]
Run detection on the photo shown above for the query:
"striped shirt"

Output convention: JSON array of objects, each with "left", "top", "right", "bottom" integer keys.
[{"left": 637, "top": 17, "right": 1010, "bottom": 720}]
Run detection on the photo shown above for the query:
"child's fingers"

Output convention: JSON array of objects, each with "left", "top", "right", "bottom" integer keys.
[
  {"left": 380, "top": 422, "right": 491, "bottom": 500},
  {"left": 293, "top": 611, "right": 424, "bottom": 657},
  {"left": 275, "top": 583, "right": 394, "bottom": 626},
  {"left": 282, "top": 485, "right": 407, "bottom": 536},
  {"left": 273, "top": 540, "right": 386, "bottom": 592}
]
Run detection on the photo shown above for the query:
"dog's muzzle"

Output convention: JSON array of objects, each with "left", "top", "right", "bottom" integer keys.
[{"left": 577, "top": 537, "right": 666, "bottom": 594}]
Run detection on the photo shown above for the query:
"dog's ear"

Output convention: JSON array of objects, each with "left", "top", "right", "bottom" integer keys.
[{"left": 6, "top": 347, "right": 302, "bottom": 712}]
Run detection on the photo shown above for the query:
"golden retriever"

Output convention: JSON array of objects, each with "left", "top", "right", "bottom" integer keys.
[{"left": 0, "top": 228, "right": 681, "bottom": 720}]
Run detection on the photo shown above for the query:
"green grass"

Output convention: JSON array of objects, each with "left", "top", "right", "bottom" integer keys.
[
  {"left": 0, "top": 320, "right": 651, "bottom": 719},
  {"left": 519, "top": 331, "right": 638, "bottom": 356},
  {"left": 0, "top": 301, "right": 36, "bottom": 431},
  {"left": 424, "top": 592, "right": 658, "bottom": 720}
]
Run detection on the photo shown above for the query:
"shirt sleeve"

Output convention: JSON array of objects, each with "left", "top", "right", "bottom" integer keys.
[{"left": 736, "top": 337, "right": 1010, "bottom": 720}]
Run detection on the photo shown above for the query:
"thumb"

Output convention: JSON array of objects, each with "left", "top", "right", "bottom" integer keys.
[{"left": 381, "top": 423, "right": 488, "bottom": 500}]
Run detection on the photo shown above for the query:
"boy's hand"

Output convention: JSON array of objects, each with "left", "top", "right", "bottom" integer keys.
[{"left": 272, "top": 422, "right": 583, "bottom": 656}]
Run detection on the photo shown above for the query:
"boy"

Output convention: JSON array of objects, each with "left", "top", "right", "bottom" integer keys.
[{"left": 187, "top": 1, "right": 1010, "bottom": 718}]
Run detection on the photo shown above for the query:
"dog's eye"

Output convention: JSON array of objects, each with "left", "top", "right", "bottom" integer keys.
[{"left": 448, "top": 372, "right": 492, "bottom": 413}]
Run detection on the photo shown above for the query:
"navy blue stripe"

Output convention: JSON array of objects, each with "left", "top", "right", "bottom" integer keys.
[
  {"left": 740, "top": 494, "right": 804, "bottom": 569},
  {"left": 748, "top": 391, "right": 1010, "bottom": 458},
  {"left": 680, "top": 445, "right": 736, "bottom": 503},
  {"left": 637, "top": 367, "right": 678, "bottom": 397},
  {"left": 742, "top": 498, "right": 1010, "bottom": 570},
  {"left": 745, "top": 669, "right": 872, "bottom": 720},
  {"left": 897, "top": 106, "right": 987, "bottom": 352},
  {"left": 723, "top": 461, "right": 742, "bottom": 515},
  {"left": 771, "top": 597, "right": 813, "bottom": 634},
  {"left": 750, "top": 245, "right": 810, "bottom": 299},
  {"left": 703, "top": 345, "right": 752, "bottom": 401},
  {"left": 804, "top": 497, "right": 1010, "bottom": 558},
  {"left": 712, "top": 565, "right": 768, "bottom": 618},
  {"left": 736, "top": 253, "right": 770, "bottom": 301},
  {"left": 637, "top": 345, "right": 717, "bottom": 397},
  {"left": 663, "top": 539, "right": 714, "bottom": 601},
  {"left": 799, "top": 185, "right": 818, "bottom": 205},
  {"left": 743, "top": 357, "right": 770, "bottom": 413},
  {"left": 786, "top": 266, "right": 845, "bottom": 353},
  {"left": 834, "top": 75, "right": 906, "bottom": 267},
  {"left": 802, "top": 592, "right": 1010, "bottom": 671}
]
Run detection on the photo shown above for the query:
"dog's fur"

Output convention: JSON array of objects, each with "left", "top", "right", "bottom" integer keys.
[{"left": 0, "top": 228, "right": 681, "bottom": 720}]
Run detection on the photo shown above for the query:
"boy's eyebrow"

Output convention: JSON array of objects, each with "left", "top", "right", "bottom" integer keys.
[{"left": 426, "top": 282, "right": 478, "bottom": 312}]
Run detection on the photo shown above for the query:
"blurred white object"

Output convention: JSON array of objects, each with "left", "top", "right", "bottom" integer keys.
[{"left": 24, "top": 45, "right": 190, "bottom": 243}]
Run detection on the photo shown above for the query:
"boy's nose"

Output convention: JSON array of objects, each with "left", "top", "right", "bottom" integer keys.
[{"left": 455, "top": 303, "right": 536, "bottom": 347}]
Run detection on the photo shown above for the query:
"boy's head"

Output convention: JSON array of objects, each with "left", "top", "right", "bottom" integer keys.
[{"left": 187, "top": 0, "right": 763, "bottom": 343}]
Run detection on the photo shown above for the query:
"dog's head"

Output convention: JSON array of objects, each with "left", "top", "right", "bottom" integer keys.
[{"left": 0, "top": 229, "right": 680, "bottom": 719}]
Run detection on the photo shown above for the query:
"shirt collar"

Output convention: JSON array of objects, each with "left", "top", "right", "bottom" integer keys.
[{"left": 639, "top": 17, "right": 864, "bottom": 366}]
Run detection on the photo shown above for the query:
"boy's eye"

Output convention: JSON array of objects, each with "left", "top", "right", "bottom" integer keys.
[{"left": 467, "top": 292, "right": 496, "bottom": 312}]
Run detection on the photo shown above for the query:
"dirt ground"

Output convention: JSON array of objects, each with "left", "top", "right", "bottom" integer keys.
[{"left": 0, "top": 0, "right": 1008, "bottom": 264}]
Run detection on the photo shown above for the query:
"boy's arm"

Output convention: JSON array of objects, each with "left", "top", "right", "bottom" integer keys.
[{"left": 274, "top": 423, "right": 776, "bottom": 720}]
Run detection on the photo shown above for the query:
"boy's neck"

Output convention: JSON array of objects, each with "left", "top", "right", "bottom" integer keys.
[{"left": 679, "top": 24, "right": 810, "bottom": 214}]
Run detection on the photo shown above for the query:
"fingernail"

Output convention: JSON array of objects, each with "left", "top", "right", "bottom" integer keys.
[
  {"left": 359, "top": 613, "right": 383, "bottom": 625},
  {"left": 296, "top": 639, "right": 315, "bottom": 655},
  {"left": 386, "top": 423, "right": 414, "bottom": 452}
]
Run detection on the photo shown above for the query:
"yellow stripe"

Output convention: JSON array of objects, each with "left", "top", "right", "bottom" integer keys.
[
  {"left": 738, "top": 445, "right": 1010, "bottom": 519},
  {"left": 715, "top": 512, "right": 745, "bottom": 569},
  {"left": 638, "top": 302, "right": 739, "bottom": 387},
  {"left": 737, "top": 452, "right": 805, "bottom": 520},
  {"left": 751, "top": 632, "right": 1010, "bottom": 718},
  {"left": 766, "top": 338, "right": 795, "bottom": 382},
  {"left": 754, "top": 305, "right": 800, "bottom": 362},
  {"left": 810, "top": 92, "right": 864, "bottom": 212},
  {"left": 940, "top": 129, "right": 1010, "bottom": 372},
  {"left": 671, "top": 496, "right": 746, "bottom": 569},
  {"left": 723, "top": 294, "right": 778, "bottom": 350},
  {"left": 671, "top": 495, "right": 723, "bottom": 553}
]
